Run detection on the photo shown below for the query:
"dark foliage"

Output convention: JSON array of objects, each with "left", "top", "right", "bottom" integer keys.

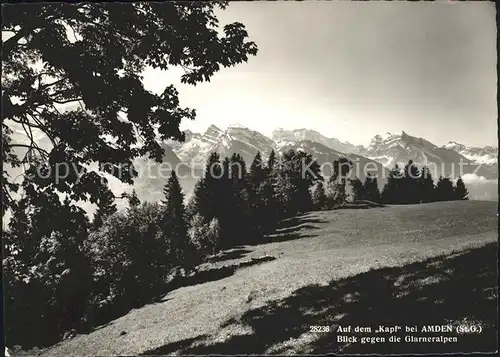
[
  {"left": 400, "top": 160, "right": 421, "bottom": 204},
  {"left": 3, "top": 2, "right": 257, "bottom": 349},
  {"left": 418, "top": 166, "right": 435, "bottom": 203},
  {"left": 363, "top": 174, "right": 381, "bottom": 203},
  {"left": 224, "top": 153, "right": 252, "bottom": 246},
  {"left": 2, "top": 2, "right": 258, "bottom": 216},
  {"left": 349, "top": 177, "right": 365, "bottom": 201},
  {"left": 189, "top": 149, "right": 322, "bottom": 247},
  {"left": 381, "top": 164, "right": 404, "bottom": 204},
  {"left": 327, "top": 157, "right": 353, "bottom": 206},
  {"left": 92, "top": 186, "right": 117, "bottom": 229},
  {"left": 453, "top": 176, "right": 469, "bottom": 200},
  {"left": 4, "top": 194, "right": 93, "bottom": 348},
  {"left": 275, "top": 150, "right": 322, "bottom": 216},
  {"left": 248, "top": 152, "right": 278, "bottom": 237},
  {"left": 435, "top": 176, "right": 455, "bottom": 202},
  {"left": 382, "top": 161, "right": 470, "bottom": 204},
  {"left": 125, "top": 189, "right": 141, "bottom": 210},
  {"left": 311, "top": 181, "right": 328, "bottom": 211},
  {"left": 267, "top": 150, "right": 277, "bottom": 173},
  {"left": 85, "top": 203, "right": 168, "bottom": 327},
  {"left": 192, "top": 152, "right": 224, "bottom": 223},
  {"left": 162, "top": 171, "right": 195, "bottom": 271}
]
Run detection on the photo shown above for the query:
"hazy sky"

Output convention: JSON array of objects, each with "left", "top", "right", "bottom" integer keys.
[{"left": 143, "top": 1, "right": 497, "bottom": 147}]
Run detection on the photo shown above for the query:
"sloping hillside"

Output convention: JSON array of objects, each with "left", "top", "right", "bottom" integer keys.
[{"left": 37, "top": 201, "right": 498, "bottom": 356}]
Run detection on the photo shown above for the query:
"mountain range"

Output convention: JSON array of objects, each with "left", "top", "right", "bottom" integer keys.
[
  {"left": 6, "top": 123, "right": 498, "bottom": 208},
  {"left": 132, "top": 124, "right": 496, "bottom": 202},
  {"left": 163, "top": 124, "right": 497, "bottom": 178}
]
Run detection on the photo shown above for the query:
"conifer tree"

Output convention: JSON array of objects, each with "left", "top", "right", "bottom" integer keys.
[
  {"left": 419, "top": 166, "right": 435, "bottom": 203},
  {"left": 193, "top": 152, "right": 251, "bottom": 248},
  {"left": 267, "top": 150, "right": 277, "bottom": 173},
  {"left": 185, "top": 195, "right": 197, "bottom": 224},
  {"left": 349, "top": 177, "right": 365, "bottom": 201},
  {"left": 162, "top": 171, "right": 189, "bottom": 268},
  {"left": 435, "top": 176, "right": 455, "bottom": 202},
  {"left": 216, "top": 156, "right": 232, "bottom": 245},
  {"left": 363, "top": 174, "right": 381, "bottom": 203},
  {"left": 274, "top": 169, "right": 298, "bottom": 218},
  {"left": 230, "top": 153, "right": 248, "bottom": 183},
  {"left": 92, "top": 187, "right": 117, "bottom": 229},
  {"left": 192, "top": 152, "right": 223, "bottom": 222},
  {"left": 221, "top": 157, "right": 232, "bottom": 192},
  {"left": 328, "top": 157, "right": 353, "bottom": 206},
  {"left": 276, "top": 150, "right": 321, "bottom": 215},
  {"left": 401, "top": 160, "right": 421, "bottom": 204},
  {"left": 256, "top": 151, "right": 279, "bottom": 234},
  {"left": 312, "top": 181, "right": 328, "bottom": 210},
  {"left": 453, "top": 176, "right": 469, "bottom": 200},
  {"left": 249, "top": 152, "right": 266, "bottom": 191},
  {"left": 282, "top": 150, "right": 302, "bottom": 213},
  {"left": 258, "top": 177, "right": 279, "bottom": 234},
  {"left": 381, "top": 164, "right": 403, "bottom": 204},
  {"left": 248, "top": 152, "right": 267, "bottom": 237},
  {"left": 126, "top": 189, "right": 141, "bottom": 210},
  {"left": 295, "top": 151, "right": 322, "bottom": 212},
  {"left": 227, "top": 153, "right": 251, "bottom": 245}
]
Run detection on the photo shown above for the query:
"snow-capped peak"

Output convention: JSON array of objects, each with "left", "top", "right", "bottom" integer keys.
[
  {"left": 205, "top": 124, "right": 222, "bottom": 133},
  {"left": 204, "top": 125, "right": 223, "bottom": 139},
  {"left": 441, "top": 141, "right": 498, "bottom": 165},
  {"left": 444, "top": 141, "right": 464, "bottom": 149},
  {"left": 381, "top": 132, "right": 394, "bottom": 140},
  {"left": 170, "top": 124, "right": 496, "bottom": 181},
  {"left": 227, "top": 123, "right": 247, "bottom": 129},
  {"left": 271, "top": 128, "right": 359, "bottom": 154}
]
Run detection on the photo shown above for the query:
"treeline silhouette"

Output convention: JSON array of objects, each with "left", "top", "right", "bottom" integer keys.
[
  {"left": 380, "top": 160, "right": 469, "bottom": 204},
  {"left": 3, "top": 154, "right": 470, "bottom": 350},
  {"left": 328, "top": 159, "right": 469, "bottom": 205}
]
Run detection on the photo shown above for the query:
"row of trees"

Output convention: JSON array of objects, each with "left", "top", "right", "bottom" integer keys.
[
  {"left": 380, "top": 160, "right": 469, "bottom": 204},
  {"left": 314, "top": 158, "right": 469, "bottom": 205},
  {"left": 348, "top": 174, "right": 382, "bottom": 203},
  {"left": 188, "top": 150, "right": 323, "bottom": 248}
]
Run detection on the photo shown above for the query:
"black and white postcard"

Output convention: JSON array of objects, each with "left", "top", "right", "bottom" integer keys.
[{"left": 2, "top": 1, "right": 498, "bottom": 356}]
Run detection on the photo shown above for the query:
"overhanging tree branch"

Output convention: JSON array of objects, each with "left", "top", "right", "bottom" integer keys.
[
  {"left": 2, "top": 27, "right": 34, "bottom": 59},
  {"left": 53, "top": 97, "right": 83, "bottom": 104}
]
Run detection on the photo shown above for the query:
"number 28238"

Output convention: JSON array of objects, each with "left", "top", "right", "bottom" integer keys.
[{"left": 310, "top": 325, "right": 330, "bottom": 333}]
